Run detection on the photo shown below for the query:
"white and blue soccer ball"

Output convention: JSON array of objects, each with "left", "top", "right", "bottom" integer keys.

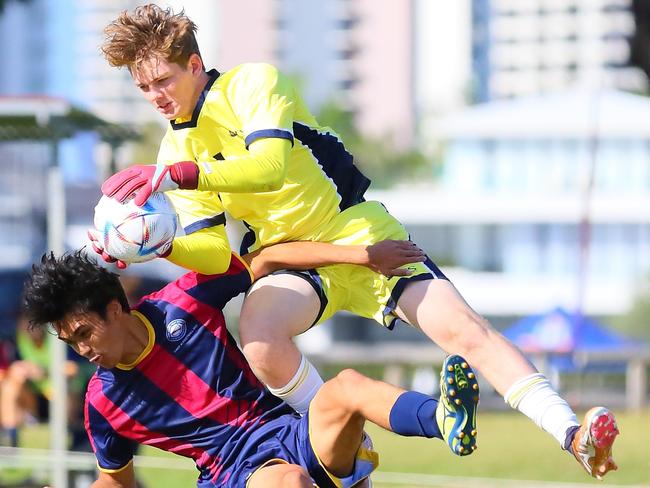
[{"left": 93, "top": 193, "right": 178, "bottom": 264}]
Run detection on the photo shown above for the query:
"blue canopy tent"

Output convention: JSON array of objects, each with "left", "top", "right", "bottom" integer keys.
[{"left": 502, "top": 307, "right": 640, "bottom": 372}]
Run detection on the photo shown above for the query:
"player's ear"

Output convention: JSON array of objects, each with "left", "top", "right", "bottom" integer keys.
[
  {"left": 105, "top": 299, "right": 125, "bottom": 320},
  {"left": 188, "top": 53, "right": 203, "bottom": 76}
]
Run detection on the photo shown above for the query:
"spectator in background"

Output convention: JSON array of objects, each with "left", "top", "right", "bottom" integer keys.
[
  {"left": 0, "top": 314, "right": 53, "bottom": 447},
  {"left": 0, "top": 335, "right": 13, "bottom": 434},
  {"left": 0, "top": 314, "right": 89, "bottom": 448}
]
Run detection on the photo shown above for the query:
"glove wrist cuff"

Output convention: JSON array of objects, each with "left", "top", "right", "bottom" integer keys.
[
  {"left": 170, "top": 161, "right": 199, "bottom": 190},
  {"left": 160, "top": 242, "right": 173, "bottom": 258}
]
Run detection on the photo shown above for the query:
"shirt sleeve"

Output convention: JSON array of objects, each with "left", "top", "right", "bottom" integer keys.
[
  {"left": 194, "top": 64, "right": 295, "bottom": 193},
  {"left": 195, "top": 137, "right": 291, "bottom": 193},
  {"left": 86, "top": 393, "right": 137, "bottom": 472},
  {"left": 227, "top": 63, "right": 296, "bottom": 148},
  {"left": 167, "top": 226, "right": 232, "bottom": 275},
  {"left": 166, "top": 188, "right": 225, "bottom": 236},
  {"left": 179, "top": 253, "right": 254, "bottom": 309},
  {"left": 163, "top": 188, "right": 233, "bottom": 274}
]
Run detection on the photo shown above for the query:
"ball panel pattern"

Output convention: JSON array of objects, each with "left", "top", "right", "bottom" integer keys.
[{"left": 93, "top": 193, "right": 178, "bottom": 264}]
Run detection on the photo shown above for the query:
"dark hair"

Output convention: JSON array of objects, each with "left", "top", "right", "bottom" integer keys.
[
  {"left": 102, "top": 4, "right": 201, "bottom": 71},
  {"left": 22, "top": 250, "right": 129, "bottom": 329}
]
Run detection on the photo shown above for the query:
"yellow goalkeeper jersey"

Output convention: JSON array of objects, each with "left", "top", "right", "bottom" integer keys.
[{"left": 158, "top": 63, "right": 370, "bottom": 257}]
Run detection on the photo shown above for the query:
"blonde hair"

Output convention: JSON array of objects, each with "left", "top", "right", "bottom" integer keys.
[{"left": 102, "top": 4, "right": 202, "bottom": 71}]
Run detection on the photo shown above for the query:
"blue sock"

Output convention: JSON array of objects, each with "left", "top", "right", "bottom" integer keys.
[
  {"left": 563, "top": 425, "right": 580, "bottom": 453},
  {"left": 389, "top": 391, "right": 441, "bottom": 439}
]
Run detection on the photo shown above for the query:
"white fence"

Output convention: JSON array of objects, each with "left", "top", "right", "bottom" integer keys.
[{"left": 308, "top": 344, "right": 650, "bottom": 411}]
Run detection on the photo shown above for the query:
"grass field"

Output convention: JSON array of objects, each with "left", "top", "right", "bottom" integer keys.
[{"left": 2, "top": 410, "right": 648, "bottom": 487}]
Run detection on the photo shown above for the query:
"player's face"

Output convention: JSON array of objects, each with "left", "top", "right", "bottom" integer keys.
[
  {"left": 54, "top": 303, "right": 126, "bottom": 369},
  {"left": 132, "top": 54, "right": 204, "bottom": 120}
]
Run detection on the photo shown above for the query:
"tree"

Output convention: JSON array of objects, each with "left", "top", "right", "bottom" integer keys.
[
  {"left": 612, "top": 279, "right": 650, "bottom": 340},
  {"left": 316, "top": 101, "right": 431, "bottom": 188},
  {"left": 131, "top": 121, "right": 166, "bottom": 164},
  {"left": 630, "top": 0, "right": 650, "bottom": 83}
]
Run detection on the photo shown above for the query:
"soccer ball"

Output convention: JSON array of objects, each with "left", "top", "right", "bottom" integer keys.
[{"left": 92, "top": 193, "right": 178, "bottom": 264}]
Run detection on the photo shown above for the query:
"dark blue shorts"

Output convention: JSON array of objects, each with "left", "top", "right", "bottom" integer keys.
[{"left": 200, "top": 412, "right": 377, "bottom": 488}]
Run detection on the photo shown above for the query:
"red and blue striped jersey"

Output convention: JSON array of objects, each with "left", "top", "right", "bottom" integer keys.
[{"left": 84, "top": 254, "right": 295, "bottom": 485}]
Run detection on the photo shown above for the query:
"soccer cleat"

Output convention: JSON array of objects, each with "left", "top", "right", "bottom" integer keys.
[
  {"left": 435, "top": 355, "right": 479, "bottom": 456},
  {"left": 570, "top": 407, "right": 619, "bottom": 480}
]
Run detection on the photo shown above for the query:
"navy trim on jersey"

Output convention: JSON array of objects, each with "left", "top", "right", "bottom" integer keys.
[
  {"left": 293, "top": 123, "right": 370, "bottom": 211},
  {"left": 239, "top": 221, "right": 256, "bottom": 255},
  {"left": 245, "top": 129, "right": 294, "bottom": 149},
  {"left": 383, "top": 256, "right": 448, "bottom": 330},
  {"left": 171, "top": 69, "right": 220, "bottom": 130},
  {"left": 181, "top": 272, "right": 252, "bottom": 311},
  {"left": 184, "top": 213, "right": 226, "bottom": 235}
]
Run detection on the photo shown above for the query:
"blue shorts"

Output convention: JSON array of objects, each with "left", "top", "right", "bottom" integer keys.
[{"left": 202, "top": 412, "right": 377, "bottom": 488}]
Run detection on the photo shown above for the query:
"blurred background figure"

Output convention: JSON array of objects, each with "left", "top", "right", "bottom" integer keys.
[
  {"left": 0, "top": 313, "right": 91, "bottom": 450},
  {"left": 0, "top": 314, "right": 52, "bottom": 448}
]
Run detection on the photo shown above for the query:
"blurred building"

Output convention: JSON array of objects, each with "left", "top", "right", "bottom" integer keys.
[
  {"left": 377, "top": 87, "right": 650, "bottom": 320},
  {"left": 0, "top": 0, "right": 155, "bottom": 124},
  {"left": 472, "top": 0, "right": 647, "bottom": 101},
  {"left": 303, "top": 86, "right": 650, "bottom": 352},
  {"left": 0, "top": 0, "right": 448, "bottom": 147},
  {"left": 213, "top": 0, "right": 418, "bottom": 147},
  {"left": 2, "top": 1, "right": 648, "bottom": 340}
]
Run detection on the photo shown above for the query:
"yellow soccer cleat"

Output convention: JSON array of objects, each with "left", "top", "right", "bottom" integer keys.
[{"left": 435, "top": 355, "right": 479, "bottom": 456}]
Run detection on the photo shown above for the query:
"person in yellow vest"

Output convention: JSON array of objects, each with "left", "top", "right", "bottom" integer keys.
[{"left": 0, "top": 314, "right": 80, "bottom": 447}]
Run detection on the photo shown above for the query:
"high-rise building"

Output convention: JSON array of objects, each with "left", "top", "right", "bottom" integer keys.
[
  {"left": 0, "top": 0, "right": 162, "bottom": 123},
  {"left": 472, "top": 0, "right": 647, "bottom": 101},
  {"left": 215, "top": 0, "right": 416, "bottom": 147},
  {"left": 1, "top": 1, "right": 437, "bottom": 145},
  {"left": 0, "top": 0, "right": 49, "bottom": 95}
]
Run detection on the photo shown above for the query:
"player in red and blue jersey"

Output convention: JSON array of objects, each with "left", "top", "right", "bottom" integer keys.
[
  {"left": 22, "top": 244, "right": 483, "bottom": 488},
  {"left": 83, "top": 252, "right": 293, "bottom": 486}
]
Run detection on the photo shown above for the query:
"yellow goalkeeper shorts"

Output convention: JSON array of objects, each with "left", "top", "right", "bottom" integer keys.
[{"left": 274, "top": 200, "right": 448, "bottom": 328}]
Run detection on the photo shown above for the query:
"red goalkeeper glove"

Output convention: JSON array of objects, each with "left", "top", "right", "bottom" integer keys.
[
  {"left": 86, "top": 229, "right": 173, "bottom": 269},
  {"left": 101, "top": 162, "right": 199, "bottom": 206},
  {"left": 87, "top": 229, "right": 129, "bottom": 269}
]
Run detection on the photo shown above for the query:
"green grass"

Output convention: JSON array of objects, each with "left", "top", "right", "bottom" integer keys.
[
  {"left": 134, "top": 451, "right": 197, "bottom": 488},
  {"left": 365, "top": 409, "right": 648, "bottom": 486},
  {"left": 3, "top": 410, "right": 648, "bottom": 487}
]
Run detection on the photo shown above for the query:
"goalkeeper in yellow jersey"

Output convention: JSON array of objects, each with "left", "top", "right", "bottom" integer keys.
[{"left": 94, "top": 4, "right": 619, "bottom": 476}]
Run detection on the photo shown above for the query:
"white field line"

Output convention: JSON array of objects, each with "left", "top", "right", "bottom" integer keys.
[
  {"left": 372, "top": 471, "right": 650, "bottom": 488},
  {"left": 0, "top": 448, "right": 647, "bottom": 488},
  {"left": 0, "top": 447, "right": 193, "bottom": 471}
]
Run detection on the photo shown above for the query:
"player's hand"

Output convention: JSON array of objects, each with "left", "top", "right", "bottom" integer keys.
[
  {"left": 101, "top": 161, "right": 199, "bottom": 206},
  {"left": 365, "top": 240, "right": 426, "bottom": 277},
  {"left": 101, "top": 164, "right": 178, "bottom": 206},
  {"left": 87, "top": 229, "right": 129, "bottom": 269}
]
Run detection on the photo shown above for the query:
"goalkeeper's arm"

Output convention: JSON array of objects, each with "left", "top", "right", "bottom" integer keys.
[
  {"left": 165, "top": 226, "right": 233, "bottom": 275},
  {"left": 195, "top": 138, "right": 290, "bottom": 193}
]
